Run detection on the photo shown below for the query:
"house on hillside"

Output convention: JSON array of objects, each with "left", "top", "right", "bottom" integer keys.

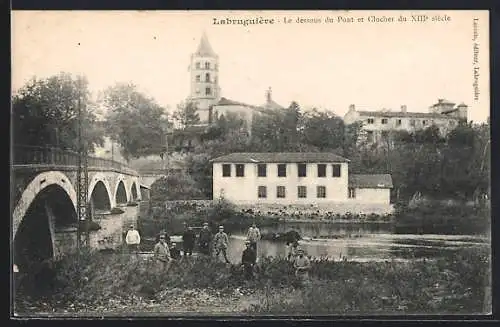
[
  {"left": 210, "top": 152, "right": 393, "bottom": 214},
  {"left": 343, "top": 99, "right": 468, "bottom": 144}
]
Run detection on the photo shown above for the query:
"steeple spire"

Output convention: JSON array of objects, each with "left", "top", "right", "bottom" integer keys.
[{"left": 195, "top": 31, "right": 216, "bottom": 57}]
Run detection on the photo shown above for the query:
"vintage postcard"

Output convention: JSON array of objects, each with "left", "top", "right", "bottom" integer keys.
[{"left": 11, "top": 10, "right": 491, "bottom": 317}]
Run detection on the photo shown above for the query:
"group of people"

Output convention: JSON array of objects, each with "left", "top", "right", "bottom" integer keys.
[{"left": 125, "top": 222, "right": 311, "bottom": 283}]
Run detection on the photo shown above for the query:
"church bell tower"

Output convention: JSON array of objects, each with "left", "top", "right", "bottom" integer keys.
[{"left": 188, "top": 32, "right": 221, "bottom": 124}]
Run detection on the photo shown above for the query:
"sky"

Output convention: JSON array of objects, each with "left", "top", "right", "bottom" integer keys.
[{"left": 12, "top": 10, "right": 490, "bottom": 123}]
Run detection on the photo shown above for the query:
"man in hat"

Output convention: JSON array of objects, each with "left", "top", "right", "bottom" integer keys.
[
  {"left": 198, "top": 223, "right": 212, "bottom": 256},
  {"left": 293, "top": 247, "right": 311, "bottom": 286},
  {"left": 125, "top": 224, "right": 141, "bottom": 254},
  {"left": 241, "top": 239, "right": 257, "bottom": 280},
  {"left": 246, "top": 222, "right": 261, "bottom": 254},
  {"left": 154, "top": 234, "right": 171, "bottom": 271},
  {"left": 213, "top": 225, "right": 230, "bottom": 263},
  {"left": 182, "top": 225, "right": 196, "bottom": 257}
]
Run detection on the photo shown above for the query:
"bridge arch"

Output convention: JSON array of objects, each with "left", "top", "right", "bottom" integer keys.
[
  {"left": 115, "top": 179, "right": 128, "bottom": 205},
  {"left": 13, "top": 171, "right": 76, "bottom": 238},
  {"left": 130, "top": 181, "right": 139, "bottom": 201},
  {"left": 88, "top": 174, "right": 114, "bottom": 210},
  {"left": 13, "top": 173, "right": 78, "bottom": 274}
]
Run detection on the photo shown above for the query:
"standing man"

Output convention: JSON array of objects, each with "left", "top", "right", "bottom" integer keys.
[
  {"left": 182, "top": 225, "right": 196, "bottom": 257},
  {"left": 241, "top": 240, "right": 257, "bottom": 280},
  {"left": 293, "top": 248, "right": 311, "bottom": 287},
  {"left": 213, "top": 225, "right": 231, "bottom": 264},
  {"left": 246, "top": 223, "right": 261, "bottom": 254},
  {"left": 125, "top": 224, "right": 141, "bottom": 254},
  {"left": 154, "top": 234, "right": 171, "bottom": 271},
  {"left": 198, "top": 223, "right": 213, "bottom": 256}
]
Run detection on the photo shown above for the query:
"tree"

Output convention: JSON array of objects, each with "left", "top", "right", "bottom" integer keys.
[
  {"left": 150, "top": 173, "right": 206, "bottom": 203},
  {"left": 173, "top": 101, "right": 201, "bottom": 127},
  {"left": 12, "top": 72, "right": 104, "bottom": 152},
  {"left": 102, "top": 83, "right": 171, "bottom": 161},
  {"left": 302, "top": 109, "right": 345, "bottom": 151}
]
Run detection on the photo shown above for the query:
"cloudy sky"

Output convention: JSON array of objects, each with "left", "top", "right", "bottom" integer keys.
[{"left": 12, "top": 10, "right": 490, "bottom": 122}]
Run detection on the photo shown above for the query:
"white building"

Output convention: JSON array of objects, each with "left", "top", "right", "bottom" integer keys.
[
  {"left": 343, "top": 99, "right": 468, "bottom": 144},
  {"left": 211, "top": 152, "right": 393, "bottom": 213}
]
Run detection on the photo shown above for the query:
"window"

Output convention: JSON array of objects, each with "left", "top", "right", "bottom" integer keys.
[
  {"left": 332, "top": 164, "right": 341, "bottom": 177},
  {"left": 195, "top": 62, "right": 201, "bottom": 69},
  {"left": 205, "top": 73, "right": 210, "bottom": 82},
  {"left": 317, "top": 164, "right": 326, "bottom": 177},
  {"left": 422, "top": 120, "right": 427, "bottom": 126},
  {"left": 236, "top": 164, "right": 245, "bottom": 177},
  {"left": 381, "top": 131, "right": 389, "bottom": 139},
  {"left": 298, "top": 163, "right": 307, "bottom": 177},
  {"left": 396, "top": 119, "right": 402, "bottom": 126},
  {"left": 366, "top": 131, "right": 374, "bottom": 142},
  {"left": 195, "top": 75, "right": 200, "bottom": 82},
  {"left": 298, "top": 186, "right": 307, "bottom": 198},
  {"left": 348, "top": 188, "right": 356, "bottom": 198},
  {"left": 257, "top": 164, "right": 267, "bottom": 177},
  {"left": 276, "top": 186, "right": 286, "bottom": 198},
  {"left": 222, "top": 164, "right": 231, "bottom": 177},
  {"left": 410, "top": 119, "right": 416, "bottom": 126},
  {"left": 205, "top": 62, "right": 210, "bottom": 69},
  {"left": 381, "top": 118, "right": 388, "bottom": 124},
  {"left": 317, "top": 186, "right": 326, "bottom": 198},
  {"left": 258, "top": 186, "right": 267, "bottom": 198},
  {"left": 205, "top": 87, "right": 211, "bottom": 96},
  {"left": 367, "top": 118, "right": 374, "bottom": 124},
  {"left": 277, "top": 164, "right": 287, "bottom": 177}
]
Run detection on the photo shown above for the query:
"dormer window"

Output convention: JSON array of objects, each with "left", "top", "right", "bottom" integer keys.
[
  {"left": 381, "top": 118, "right": 388, "bottom": 124},
  {"left": 367, "top": 118, "right": 374, "bottom": 124}
]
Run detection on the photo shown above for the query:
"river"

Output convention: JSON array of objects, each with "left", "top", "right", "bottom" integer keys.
[{"left": 220, "top": 222, "right": 489, "bottom": 263}]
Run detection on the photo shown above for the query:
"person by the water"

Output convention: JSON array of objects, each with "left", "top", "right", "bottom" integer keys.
[
  {"left": 154, "top": 234, "right": 171, "bottom": 271},
  {"left": 125, "top": 224, "right": 141, "bottom": 254},
  {"left": 241, "top": 239, "right": 257, "bottom": 280},
  {"left": 182, "top": 225, "right": 196, "bottom": 257},
  {"left": 213, "top": 225, "right": 231, "bottom": 263},
  {"left": 246, "top": 222, "right": 261, "bottom": 254},
  {"left": 198, "top": 222, "right": 213, "bottom": 256},
  {"left": 293, "top": 248, "right": 311, "bottom": 286}
]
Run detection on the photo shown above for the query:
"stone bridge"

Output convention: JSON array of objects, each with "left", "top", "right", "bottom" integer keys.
[{"left": 11, "top": 145, "right": 146, "bottom": 272}]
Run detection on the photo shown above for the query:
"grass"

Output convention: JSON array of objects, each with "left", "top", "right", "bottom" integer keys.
[{"left": 14, "top": 246, "right": 490, "bottom": 315}]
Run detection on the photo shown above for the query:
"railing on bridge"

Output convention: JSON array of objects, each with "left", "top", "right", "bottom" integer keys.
[{"left": 12, "top": 145, "right": 138, "bottom": 175}]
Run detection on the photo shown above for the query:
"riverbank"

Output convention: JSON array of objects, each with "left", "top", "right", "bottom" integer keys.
[{"left": 14, "top": 247, "right": 490, "bottom": 316}]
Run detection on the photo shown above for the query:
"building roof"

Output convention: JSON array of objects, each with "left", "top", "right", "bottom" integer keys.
[
  {"left": 262, "top": 99, "right": 284, "bottom": 110},
  {"left": 211, "top": 152, "right": 350, "bottom": 163},
  {"left": 356, "top": 110, "right": 454, "bottom": 119},
  {"left": 348, "top": 174, "right": 393, "bottom": 189},
  {"left": 195, "top": 32, "right": 216, "bottom": 57},
  {"left": 215, "top": 97, "right": 258, "bottom": 108},
  {"left": 431, "top": 99, "right": 455, "bottom": 107}
]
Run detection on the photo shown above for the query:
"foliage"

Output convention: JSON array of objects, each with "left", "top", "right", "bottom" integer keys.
[
  {"left": 150, "top": 173, "right": 207, "bottom": 203},
  {"left": 173, "top": 101, "right": 201, "bottom": 127},
  {"left": 15, "top": 247, "right": 490, "bottom": 315},
  {"left": 12, "top": 73, "right": 104, "bottom": 151},
  {"left": 102, "top": 83, "right": 170, "bottom": 160}
]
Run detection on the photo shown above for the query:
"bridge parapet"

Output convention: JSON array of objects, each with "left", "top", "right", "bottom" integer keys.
[{"left": 13, "top": 145, "right": 138, "bottom": 176}]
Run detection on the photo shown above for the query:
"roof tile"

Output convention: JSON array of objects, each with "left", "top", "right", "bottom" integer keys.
[
  {"left": 211, "top": 152, "right": 350, "bottom": 163},
  {"left": 348, "top": 174, "right": 393, "bottom": 188}
]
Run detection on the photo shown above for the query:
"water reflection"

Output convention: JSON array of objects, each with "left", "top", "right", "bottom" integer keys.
[{"left": 224, "top": 222, "right": 489, "bottom": 263}]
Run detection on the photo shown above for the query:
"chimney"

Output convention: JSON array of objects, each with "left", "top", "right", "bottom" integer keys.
[
  {"left": 349, "top": 104, "right": 355, "bottom": 111},
  {"left": 401, "top": 105, "right": 407, "bottom": 113}
]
